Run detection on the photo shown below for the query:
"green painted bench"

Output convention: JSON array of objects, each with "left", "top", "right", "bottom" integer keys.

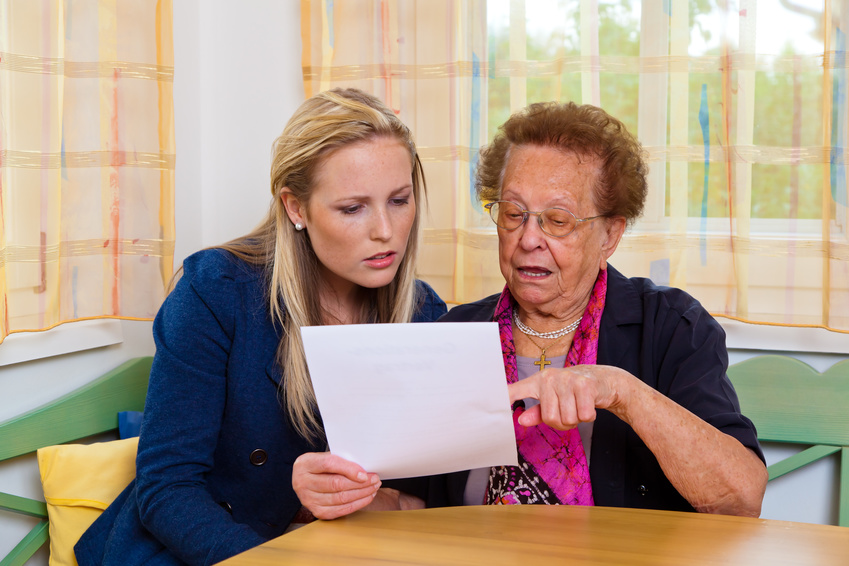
[
  {"left": 727, "top": 354, "right": 849, "bottom": 527},
  {"left": 0, "top": 357, "right": 152, "bottom": 566}
]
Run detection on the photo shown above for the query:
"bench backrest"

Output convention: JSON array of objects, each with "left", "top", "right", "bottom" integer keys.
[
  {"left": 0, "top": 357, "right": 152, "bottom": 566},
  {"left": 727, "top": 354, "right": 849, "bottom": 527}
]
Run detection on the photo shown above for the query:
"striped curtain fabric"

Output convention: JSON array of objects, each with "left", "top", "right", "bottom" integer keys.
[
  {"left": 303, "top": 0, "right": 849, "bottom": 332},
  {"left": 0, "top": 0, "right": 175, "bottom": 344}
]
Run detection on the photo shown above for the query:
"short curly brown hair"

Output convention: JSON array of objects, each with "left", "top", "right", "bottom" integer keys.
[{"left": 476, "top": 101, "right": 648, "bottom": 225}]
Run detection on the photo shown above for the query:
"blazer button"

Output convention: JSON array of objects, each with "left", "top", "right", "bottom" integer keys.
[
  {"left": 250, "top": 448, "right": 268, "bottom": 466},
  {"left": 637, "top": 484, "right": 648, "bottom": 496}
]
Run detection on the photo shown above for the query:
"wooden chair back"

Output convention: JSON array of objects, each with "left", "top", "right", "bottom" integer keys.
[
  {"left": 0, "top": 357, "right": 152, "bottom": 566},
  {"left": 727, "top": 354, "right": 849, "bottom": 527}
]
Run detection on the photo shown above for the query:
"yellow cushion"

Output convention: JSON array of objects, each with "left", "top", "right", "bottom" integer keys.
[{"left": 37, "top": 437, "right": 138, "bottom": 566}]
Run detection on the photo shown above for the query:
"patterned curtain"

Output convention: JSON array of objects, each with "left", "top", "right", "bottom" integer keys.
[
  {"left": 0, "top": 0, "right": 175, "bottom": 344},
  {"left": 303, "top": 0, "right": 849, "bottom": 332}
]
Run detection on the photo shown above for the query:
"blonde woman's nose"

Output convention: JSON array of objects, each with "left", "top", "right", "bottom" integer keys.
[{"left": 370, "top": 208, "right": 393, "bottom": 240}]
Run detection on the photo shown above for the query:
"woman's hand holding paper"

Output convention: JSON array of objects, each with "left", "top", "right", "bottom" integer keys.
[{"left": 292, "top": 452, "right": 381, "bottom": 520}]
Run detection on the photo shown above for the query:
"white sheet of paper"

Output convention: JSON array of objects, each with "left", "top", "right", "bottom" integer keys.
[{"left": 301, "top": 322, "right": 518, "bottom": 480}]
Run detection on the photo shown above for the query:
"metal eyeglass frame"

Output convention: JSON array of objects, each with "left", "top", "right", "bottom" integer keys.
[{"left": 483, "top": 200, "right": 605, "bottom": 238}]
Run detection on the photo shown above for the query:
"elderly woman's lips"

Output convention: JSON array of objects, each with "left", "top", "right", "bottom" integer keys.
[{"left": 518, "top": 267, "right": 551, "bottom": 278}]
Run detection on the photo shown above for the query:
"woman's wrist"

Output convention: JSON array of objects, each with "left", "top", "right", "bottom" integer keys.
[
  {"left": 398, "top": 490, "right": 426, "bottom": 511},
  {"left": 600, "top": 366, "right": 642, "bottom": 423},
  {"left": 366, "top": 487, "right": 425, "bottom": 511}
]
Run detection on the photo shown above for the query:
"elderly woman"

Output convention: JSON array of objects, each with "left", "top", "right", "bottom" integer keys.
[{"left": 294, "top": 101, "right": 767, "bottom": 518}]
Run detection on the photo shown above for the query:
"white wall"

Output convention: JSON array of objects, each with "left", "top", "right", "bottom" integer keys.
[
  {"left": 175, "top": 0, "right": 305, "bottom": 265},
  {"left": 1, "top": 2, "right": 846, "bottom": 563}
]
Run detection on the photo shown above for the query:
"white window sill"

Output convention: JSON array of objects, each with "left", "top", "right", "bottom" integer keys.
[
  {"left": 720, "top": 318, "right": 849, "bottom": 355},
  {"left": 0, "top": 319, "right": 124, "bottom": 367}
]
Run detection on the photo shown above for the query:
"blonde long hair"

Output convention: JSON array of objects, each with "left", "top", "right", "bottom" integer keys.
[{"left": 219, "top": 88, "right": 425, "bottom": 444}]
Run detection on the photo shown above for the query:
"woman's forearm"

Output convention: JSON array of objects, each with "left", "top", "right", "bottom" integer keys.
[{"left": 612, "top": 377, "right": 768, "bottom": 517}]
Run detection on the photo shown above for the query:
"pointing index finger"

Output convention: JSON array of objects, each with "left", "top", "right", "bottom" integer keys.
[{"left": 507, "top": 379, "right": 538, "bottom": 405}]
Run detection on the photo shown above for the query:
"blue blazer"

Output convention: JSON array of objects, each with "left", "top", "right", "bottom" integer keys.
[{"left": 75, "top": 249, "right": 447, "bottom": 566}]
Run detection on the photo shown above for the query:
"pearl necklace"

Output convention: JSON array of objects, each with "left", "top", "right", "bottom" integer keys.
[{"left": 513, "top": 311, "right": 581, "bottom": 339}]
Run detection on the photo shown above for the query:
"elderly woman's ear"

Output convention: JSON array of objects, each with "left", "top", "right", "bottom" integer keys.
[{"left": 599, "top": 216, "right": 626, "bottom": 269}]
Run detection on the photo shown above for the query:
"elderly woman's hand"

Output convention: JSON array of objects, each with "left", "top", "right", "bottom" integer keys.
[
  {"left": 508, "top": 364, "right": 629, "bottom": 429},
  {"left": 510, "top": 363, "right": 768, "bottom": 516},
  {"left": 292, "top": 452, "right": 381, "bottom": 520}
]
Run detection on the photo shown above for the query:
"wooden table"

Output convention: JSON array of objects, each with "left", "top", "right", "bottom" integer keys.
[{"left": 221, "top": 505, "right": 849, "bottom": 565}]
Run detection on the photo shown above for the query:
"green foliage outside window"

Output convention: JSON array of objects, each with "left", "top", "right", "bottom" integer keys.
[{"left": 486, "top": 0, "right": 830, "bottom": 222}]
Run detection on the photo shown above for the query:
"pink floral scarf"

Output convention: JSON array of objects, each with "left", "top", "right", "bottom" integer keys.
[{"left": 485, "top": 269, "right": 607, "bottom": 506}]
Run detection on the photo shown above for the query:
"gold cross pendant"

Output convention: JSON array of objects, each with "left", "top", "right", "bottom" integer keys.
[{"left": 534, "top": 351, "right": 551, "bottom": 370}]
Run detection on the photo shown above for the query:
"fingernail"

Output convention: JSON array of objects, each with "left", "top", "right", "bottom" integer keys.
[{"left": 357, "top": 472, "right": 367, "bottom": 482}]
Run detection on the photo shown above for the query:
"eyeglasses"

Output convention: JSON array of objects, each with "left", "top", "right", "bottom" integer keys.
[{"left": 484, "top": 200, "right": 604, "bottom": 238}]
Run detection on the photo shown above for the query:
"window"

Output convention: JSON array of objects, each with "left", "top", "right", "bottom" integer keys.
[
  {"left": 0, "top": 1, "right": 176, "bottom": 346},
  {"left": 301, "top": 0, "right": 849, "bottom": 332}
]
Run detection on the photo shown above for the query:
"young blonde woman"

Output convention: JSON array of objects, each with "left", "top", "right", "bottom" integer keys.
[{"left": 75, "top": 88, "right": 446, "bottom": 566}]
